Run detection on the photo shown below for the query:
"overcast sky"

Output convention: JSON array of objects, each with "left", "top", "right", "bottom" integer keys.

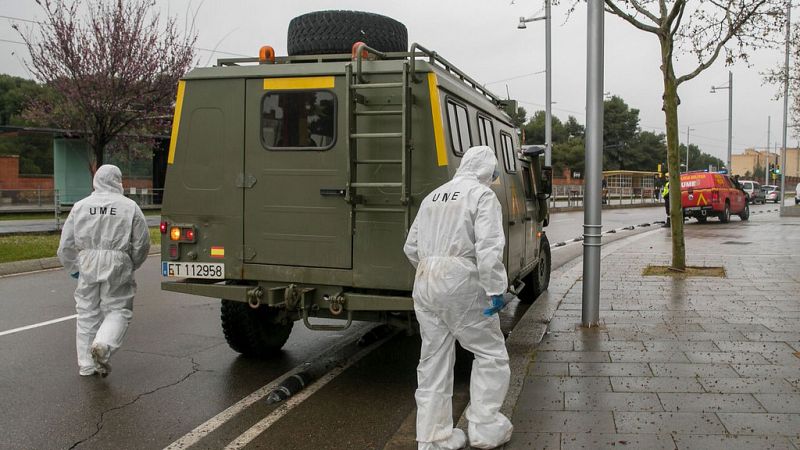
[{"left": 1, "top": 0, "right": 796, "bottom": 165}]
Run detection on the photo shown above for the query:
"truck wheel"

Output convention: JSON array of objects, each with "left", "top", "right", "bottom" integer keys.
[
  {"left": 696, "top": 215, "right": 707, "bottom": 223},
  {"left": 519, "top": 234, "right": 551, "bottom": 304},
  {"left": 221, "top": 300, "right": 293, "bottom": 358},
  {"left": 287, "top": 11, "right": 408, "bottom": 56},
  {"left": 719, "top": 202, "right": 731, "bottom": 223},
  {"left": 739, "top": 203, "right": 750, "bottom": 221}
]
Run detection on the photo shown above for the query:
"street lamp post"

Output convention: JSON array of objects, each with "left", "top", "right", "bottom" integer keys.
[
  {"left": 779, "top": 3, "right": 791, "bottom": 215},
  {"left": 582, "top": 0, "right": 603, "bottom": 327},
  {"left": 711, "top": 71, "right": 734, "bottom": 172},
  {"left": 686, "top": 126, "right": 695, "bottom": 171},
  {"left": 518, "top": 0, "right": 552, "bottom": 166}
]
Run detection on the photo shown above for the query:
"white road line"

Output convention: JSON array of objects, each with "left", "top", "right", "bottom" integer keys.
[
  {"left": 223, "top": 333, "right": 395, "bottom": 450},
  {"left": 164, "top": 324, "right": 381, "bottom": 450},
  {"left": 0, "top": 314, "right": 77, "bottom": 337}
]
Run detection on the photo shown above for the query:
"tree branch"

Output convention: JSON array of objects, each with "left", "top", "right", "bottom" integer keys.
[
  {"left": 676, "top": 0, "right": 769, "bottom": 85},
  {"left": 628, "top": 0, "right": 661, "bottom": 25},
  {"left": 604, "top": 0, "right": 661, "bottom": 34}
]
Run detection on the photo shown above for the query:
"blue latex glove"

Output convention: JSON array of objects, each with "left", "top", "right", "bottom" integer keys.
[
  {"left": 482, "top": 294, "right": 506, "bottom": 316},
  {"left": 70, "top": 272, "right": 79, "bottom": 279}
]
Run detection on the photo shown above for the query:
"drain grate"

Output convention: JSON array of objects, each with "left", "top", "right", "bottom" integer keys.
[{"left": 721, "top": 241, "right": 752, "bottom": 245}]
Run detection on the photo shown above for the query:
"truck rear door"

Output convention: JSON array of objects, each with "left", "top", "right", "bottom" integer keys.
[{"left": 243, "top": 76, "right": 352, "bottom": 269}]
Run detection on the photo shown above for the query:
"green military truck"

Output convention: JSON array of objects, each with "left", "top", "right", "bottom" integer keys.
[{"left": 160, "top": 11, "right": 552, "bottom": 357}]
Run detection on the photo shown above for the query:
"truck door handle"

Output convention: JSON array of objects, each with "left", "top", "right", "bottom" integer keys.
[
  {"left": 523, "top": 216, "right": 533, "bottom": 221},
  {"left": 508, "top": 220, "right": 517, "bottom": 226},
  {"left": 320, "top": 188, "right": 346, "bottom": 197}
]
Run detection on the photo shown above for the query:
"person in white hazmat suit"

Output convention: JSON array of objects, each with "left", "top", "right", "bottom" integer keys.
[
  {"left": 58, "top": 164, "right": 150, "bottom": 377},
  {"left": 403, "top": 146, "right": 513, "bottom": 450}
]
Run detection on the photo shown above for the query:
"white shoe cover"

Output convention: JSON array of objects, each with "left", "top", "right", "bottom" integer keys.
[
  {"left": 91, "top": 343, "right": 111, "bottom": 378},
  {"left": 468, "top": 414, "right": 513, "bottom": 449},
  {"left": 419, "top": 428, "right": 468, "bottom": 450}
]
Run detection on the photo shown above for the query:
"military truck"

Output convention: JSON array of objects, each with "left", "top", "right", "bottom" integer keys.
[{"left": 160, "top": 11, "right": 552, "bottom": 357}]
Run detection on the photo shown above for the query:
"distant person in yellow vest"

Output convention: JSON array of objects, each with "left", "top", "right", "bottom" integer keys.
[{"left": 661, "top": 177, "right": 670, "bottom": 228}]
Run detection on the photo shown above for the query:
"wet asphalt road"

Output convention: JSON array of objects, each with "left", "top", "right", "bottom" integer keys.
[{"left": 0, "top": 202, "right": 783, "bottom": 449}]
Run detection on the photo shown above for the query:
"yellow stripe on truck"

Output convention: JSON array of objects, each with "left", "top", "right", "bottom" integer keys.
[
  {"left": 427, "top": 73, "right": 447, "bottom": 166},
  {"left": 263, "top": 76, "right": 335, "bottom": 90},
  {"left": 167, "top": 80, "right": 186, "bottom": 165}
]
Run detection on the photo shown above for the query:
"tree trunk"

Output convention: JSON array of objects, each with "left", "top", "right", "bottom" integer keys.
[
  {"left": 92, "top": 138, "right": 105, "bottom": 173},
  {"left": 660, "top": 38, "right": 687, "bottom": 270}
]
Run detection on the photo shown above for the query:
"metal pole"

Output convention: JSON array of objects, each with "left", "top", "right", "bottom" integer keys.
[
  {"left": 766, "top": 116, "right": 771, "bottom": 185},
  {"left": 686, "top": 126, "right": 691, "bottom": 170},
  {"left": 780, "top": 3, "right": 790, "bottom": 214},
  {"left": 582, "top": 0, "right": 603, "bottom": 327},
  {"left": 544, "top": 0, "right": 553, "bottom": 166},
  {"left": 727, "top": 71, "right": 733, "bottom": 171}
]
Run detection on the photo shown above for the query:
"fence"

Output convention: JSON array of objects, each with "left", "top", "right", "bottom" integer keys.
[
  {"left": 548, "top": 184, "right": 662, "bottom": 208},
  {"left": 0, "top": 188, "right": 163, "bottom": 211}
]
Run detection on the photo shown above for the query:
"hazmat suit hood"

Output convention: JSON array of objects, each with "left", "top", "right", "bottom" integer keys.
[
  {"left": 93, "top": 165, "right": 124, "bottom": 195},
  {"left": 455, "top": 146, "right": 498, "bottom": 186}
]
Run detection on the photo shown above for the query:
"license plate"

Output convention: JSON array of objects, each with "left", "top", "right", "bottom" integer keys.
[
  {"left": 685, "top": 206, "right": 701, "bottom": 212},
  {"left": 162, "top": 261, "right": 224, "bottom": 279}
]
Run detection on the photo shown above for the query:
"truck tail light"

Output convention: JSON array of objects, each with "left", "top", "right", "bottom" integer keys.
[
  {"left": 184, "top": 228, "right": 195, "bottom": 242},
  {"left": 170, "top": 227, "right": 182, "bottom": 241},
  {"left": 169, "top": 244, "right": 178, "bottom": 259},
  {"left": 712, "top": 190, "right": 719, "bottom": 202},
  {"left": 160, "top": 221, "right": 168, "bottom": 234}
]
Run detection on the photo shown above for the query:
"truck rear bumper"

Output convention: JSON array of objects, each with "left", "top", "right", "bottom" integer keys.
[{"left": 161, "top": 280, "right": 414, "bottom": 311}]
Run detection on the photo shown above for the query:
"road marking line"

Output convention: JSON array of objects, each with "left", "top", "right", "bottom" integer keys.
[
  {"left": 0, "top": 314, "right": 77, "bottom": 337},
  {"left": 164, "top": 324, "right": 381, "bottom": 450},
  {"left": 222, "top": 333, "right": 394, "bottom": 450}
]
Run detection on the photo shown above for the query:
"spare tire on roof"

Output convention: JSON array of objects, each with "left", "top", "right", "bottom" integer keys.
[{"left": 287, "top": 10, "right": 408, "bottom": 56}]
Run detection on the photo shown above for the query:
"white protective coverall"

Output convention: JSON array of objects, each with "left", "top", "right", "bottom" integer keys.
[
  {"left": 58, "top": 165, "right": 150, "bottom": 376},
  {"left": 403, "top": 146, "right": 512, "bottom": 450}
]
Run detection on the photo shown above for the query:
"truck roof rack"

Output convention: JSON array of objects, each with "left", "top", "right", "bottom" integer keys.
[{"left": 216, "top": 42, "right": 504, "bottom": 106}]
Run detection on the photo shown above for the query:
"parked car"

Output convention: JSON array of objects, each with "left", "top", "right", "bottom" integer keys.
[
  {"left": 739, "top": 180, "right": 765, "bottom": 204},
  {"left": 796, "top": 182, "right": 800, "bottom": 205},
  {"left": 681, "top": 171, "right": 749, "bottom": 223},
  {"left": 763, "top": 185, "right": 781, "bottom": 203}
]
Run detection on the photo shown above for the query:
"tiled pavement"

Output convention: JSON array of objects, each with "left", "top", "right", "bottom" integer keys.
[{"left": 507, "top": 214, "right": 800, "bottom": 450}]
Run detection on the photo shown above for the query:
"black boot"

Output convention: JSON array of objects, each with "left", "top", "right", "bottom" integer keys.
[{"left": 661, "top": 218, "right": 671, "bottom": 228}]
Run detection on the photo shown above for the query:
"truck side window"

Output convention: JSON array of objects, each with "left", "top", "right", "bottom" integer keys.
[
  {"left": 499, "top": 132, "right": 517, "bottom": 173},
  {"left": 261, "top": 90, "right": 336, "bottom": 150},
  {"left": 446, "top": 100, "right": 471, "bottom": 156},
  {"left": 477, "top": 115, "right": 496, "bottom": 153},
  {"left": 521, "top": 165, "right": 534, "bottom": 199}
]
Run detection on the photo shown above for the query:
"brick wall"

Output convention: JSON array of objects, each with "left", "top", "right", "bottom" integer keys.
[
  {"left": 0, "top": 156, "right": 53, "bottom": 190},
  {"left": 1, "top": 155, "right": 152, "bottom": 190}
]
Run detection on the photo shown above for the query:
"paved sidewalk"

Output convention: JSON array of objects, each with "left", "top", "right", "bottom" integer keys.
[{"left": 508, "top": 213, "right": 800, "bottom": 449}]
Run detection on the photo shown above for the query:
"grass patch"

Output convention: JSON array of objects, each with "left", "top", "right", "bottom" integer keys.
[
  {"left": 643, "top": 265, "right": 726, "bottom": 278},
  {"left": 0, "top": 227, "right": 161, "bottom": 264}
]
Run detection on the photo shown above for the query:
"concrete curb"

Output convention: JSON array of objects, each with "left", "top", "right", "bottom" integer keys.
[
  {"left": 0, "top": 256, "right": 62, "bottom": 277},
  {"left": 0, "top": 249, "right": 161, "bottom": 277}
]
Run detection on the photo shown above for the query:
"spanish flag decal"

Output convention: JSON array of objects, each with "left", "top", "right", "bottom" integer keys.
[{"left": 210, "top": 246, "right": 225, "bottom": 258}]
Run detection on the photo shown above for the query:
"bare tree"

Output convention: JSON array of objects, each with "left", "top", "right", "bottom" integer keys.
[
  {"left": 15, "top": 0, "right": 197, "bottom": 169},
  {"left": 599, "top": 0, "right": 785, "bottom": 270},
  {"left": 765, "top": 20, "right": 800, "bottom": 137}
]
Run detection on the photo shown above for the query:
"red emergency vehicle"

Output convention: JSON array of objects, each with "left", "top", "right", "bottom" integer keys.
[{"left": 680, "top": 172, "right": 749, "bottom": 223}]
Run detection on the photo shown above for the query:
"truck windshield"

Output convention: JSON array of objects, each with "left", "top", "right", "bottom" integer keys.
[{"left": 261, "top": 90, "right": 336, "bottom": 149}]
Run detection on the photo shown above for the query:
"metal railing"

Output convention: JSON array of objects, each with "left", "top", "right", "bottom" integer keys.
[
  {"left": 0, "top": 188, "right": 163, "bottom": 211},
  {"left": 548, "top": 184, "right": 662, "bottom": 209}
]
